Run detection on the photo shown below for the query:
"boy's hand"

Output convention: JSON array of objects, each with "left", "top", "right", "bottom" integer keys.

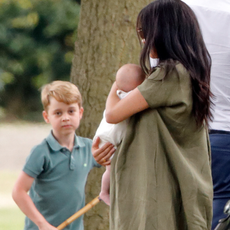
[
  {"left": 12, "top": 172, "right": 58, "bottom": 230},
  {"left": 92, "top": 137, "right": 115, "bottom": 166},
  {"left": 38, "top": 221, "right": 58, "bottom": 230}
]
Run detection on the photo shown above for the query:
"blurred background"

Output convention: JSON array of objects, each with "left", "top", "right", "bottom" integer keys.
[
  {"left": 0, "top": 0, "right": 81, "bottom": 122},
  {"left": 0, "top": 0, "right": 81, "bottom": 229}
]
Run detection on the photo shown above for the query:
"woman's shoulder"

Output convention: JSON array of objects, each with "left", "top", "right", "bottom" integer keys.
[
  {"left": 175, "top": 62, "right": 190, "bottom": 78},
  {"left": 148, "top": 61, "right": 189, "bottom": 81}
]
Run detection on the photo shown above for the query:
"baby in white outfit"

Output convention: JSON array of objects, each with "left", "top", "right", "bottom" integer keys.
[{"left": 93, "top": 63, "right": 146, "bottom": 205}]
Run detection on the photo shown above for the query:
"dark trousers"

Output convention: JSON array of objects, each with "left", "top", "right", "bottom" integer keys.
[{"left": 210, "top": 130, "right": 230, "bottom": 229}]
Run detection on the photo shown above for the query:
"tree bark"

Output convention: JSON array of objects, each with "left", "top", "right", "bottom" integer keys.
[{"left": 71, "top": 0, "right": 151, "bottom": 229}]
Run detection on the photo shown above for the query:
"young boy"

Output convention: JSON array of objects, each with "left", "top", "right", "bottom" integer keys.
[
  {"left": 93, "top": 64, "right": 145, "bottom": 205},
  {"left": 12, "top": 81, "right": 101, "bottom": 230}
]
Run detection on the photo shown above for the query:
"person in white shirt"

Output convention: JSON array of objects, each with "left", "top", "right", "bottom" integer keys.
[
  {"left": 93, "top": 63, "right": 145, "bottom": 205},
  {"left": 182, "top": 1, "right": 230, "bottom": 229}
]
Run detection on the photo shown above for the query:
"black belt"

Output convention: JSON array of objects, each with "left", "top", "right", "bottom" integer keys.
[{"left": 209, "top": 129, "right": 230, "bottom": 135}]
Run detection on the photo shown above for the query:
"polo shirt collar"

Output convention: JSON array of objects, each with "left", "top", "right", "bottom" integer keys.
[{"left": 45, "top": 131, "right": 85, "bottom": 152}]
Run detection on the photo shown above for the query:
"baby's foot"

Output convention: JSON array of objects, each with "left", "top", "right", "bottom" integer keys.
[{"left": 99, "top": 191, "right": 110, "bottom": 206}]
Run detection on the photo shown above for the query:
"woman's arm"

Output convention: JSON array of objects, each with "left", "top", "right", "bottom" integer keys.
[
  {"left": 105, "top": 82, "right": 149, "bottom": 124},
  {"left": 12, "top": 171, "right": 57, "bottom": 230}
]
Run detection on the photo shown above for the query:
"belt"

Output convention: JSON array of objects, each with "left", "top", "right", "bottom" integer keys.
[{"left": 209, "top": 129, "right": 230, "bottom": 135}]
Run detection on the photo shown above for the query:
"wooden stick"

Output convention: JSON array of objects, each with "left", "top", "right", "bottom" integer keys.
[{"left": 57, "top": 196, "right": 101, "bottom": 230}]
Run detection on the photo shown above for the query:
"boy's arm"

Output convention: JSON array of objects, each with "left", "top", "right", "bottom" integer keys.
[{"left": 12, "top": 171, "right": 57, "bottom": 230}]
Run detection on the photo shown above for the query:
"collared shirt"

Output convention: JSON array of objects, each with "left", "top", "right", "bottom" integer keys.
[
  {"left": 23, "top": 132, "right": 100, "bottom": 230},
  {"left": 182, "top": 0, "right": 230, "bottom": 131}
]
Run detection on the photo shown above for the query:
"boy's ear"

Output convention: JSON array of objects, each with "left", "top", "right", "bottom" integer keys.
[
  {"left": 79, "top": 107, "right": 84, "bottom": 120},
  {"left": 42, "top": 111, "right": 49, "bottom": 123}
]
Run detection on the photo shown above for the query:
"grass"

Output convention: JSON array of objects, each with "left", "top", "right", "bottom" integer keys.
[
  {"left": 0, "top": 208, "right": 24, "bottom": 230},
  {"left": 0, "top": 171, "right": 25, "bottom": 230}
]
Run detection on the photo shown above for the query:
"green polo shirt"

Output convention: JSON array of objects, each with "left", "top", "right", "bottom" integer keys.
[{"left": 23, "top": 132, "right": 100, "bottom": 230}]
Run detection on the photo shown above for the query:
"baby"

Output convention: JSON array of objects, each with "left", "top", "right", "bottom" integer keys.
[{"left": 93, "top": 63, "right": 145, "bottom": 205}]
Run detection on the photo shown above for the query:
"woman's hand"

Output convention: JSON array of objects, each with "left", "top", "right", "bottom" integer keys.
[{"left": 92, "top": 137, "right": 116, "bottom": 166}]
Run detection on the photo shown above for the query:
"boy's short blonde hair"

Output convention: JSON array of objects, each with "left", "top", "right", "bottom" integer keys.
[{"left": 41, "top": 81, "right": 82, "bottom": 111}]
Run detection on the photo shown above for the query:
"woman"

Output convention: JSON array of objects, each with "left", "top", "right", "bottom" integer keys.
[{"left": 93, "top": 0, "right": 213, "bottom": 229}]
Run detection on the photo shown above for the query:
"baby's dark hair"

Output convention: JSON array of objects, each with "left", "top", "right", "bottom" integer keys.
[{"left": 136, "top": 0, "right": 213, "bottom": 127}]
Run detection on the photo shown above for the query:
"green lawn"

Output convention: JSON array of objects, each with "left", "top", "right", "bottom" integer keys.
[
  {"left": 0, "top": 171, "right": 25, "bottom": 230},
  {"left": 0, "top": 207, "right": 24, "bottom": 230}
]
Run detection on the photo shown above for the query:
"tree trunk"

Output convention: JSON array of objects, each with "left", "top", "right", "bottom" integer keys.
[{"left": 71, "top": 0, "right": 151, "bottom": 229}]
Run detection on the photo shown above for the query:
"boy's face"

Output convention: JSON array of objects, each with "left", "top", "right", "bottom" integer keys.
[{"left": 42, "top": 97, "right": 83, "bottom": 138}]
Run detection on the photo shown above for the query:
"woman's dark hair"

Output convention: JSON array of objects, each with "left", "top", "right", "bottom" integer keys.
[{"left": 136, "top": 0, "right": 213, "bottom": 127}]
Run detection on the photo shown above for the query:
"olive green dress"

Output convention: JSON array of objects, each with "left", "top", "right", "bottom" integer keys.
[{"left": 110, "top": 63, "right": 213, "bottom": 230}]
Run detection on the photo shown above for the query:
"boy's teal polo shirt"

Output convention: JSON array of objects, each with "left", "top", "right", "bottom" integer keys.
[{"left": 23, "top": 131, "right": 100, "bottom": 230}]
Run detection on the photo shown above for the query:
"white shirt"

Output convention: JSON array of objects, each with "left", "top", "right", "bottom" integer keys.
[{"left": 182, "top": 0, "right": 230, "bottom": 131}]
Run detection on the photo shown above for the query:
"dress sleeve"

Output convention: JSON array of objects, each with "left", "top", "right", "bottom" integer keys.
[{"left": 138, "top": 65, "right": 191, "bottom": 109}]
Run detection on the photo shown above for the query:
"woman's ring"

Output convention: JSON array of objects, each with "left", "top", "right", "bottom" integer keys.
[{"left": 103, "top": 158, "right": 106, "bottom": 163}]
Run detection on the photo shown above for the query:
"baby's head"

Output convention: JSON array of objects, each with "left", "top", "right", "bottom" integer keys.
[
  {"left": 41, "top": 80, "right": 82, "bottom": 112},
  {"left": 116, "top": 64, "right": 146, "bottom": 92}
]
